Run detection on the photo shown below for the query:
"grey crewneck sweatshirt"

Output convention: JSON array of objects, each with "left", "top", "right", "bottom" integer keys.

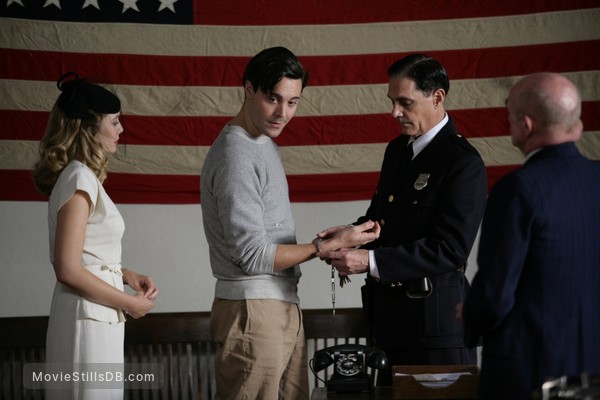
[{"left": 200, "top": 124, "right": 301, "bottom": 304}]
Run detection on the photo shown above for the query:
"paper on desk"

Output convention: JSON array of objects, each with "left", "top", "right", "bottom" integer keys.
[{"left": 394, "top": 372, "right": 472, "bottom": 388}]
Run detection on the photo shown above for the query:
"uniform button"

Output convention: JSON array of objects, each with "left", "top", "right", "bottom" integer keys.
[
  {"left": 390, "top": 283, "right": 396, "bottom": 287},
  {"left": 412, "top": 200, "right": 418, "bottom": 205},
  {"left": 380, "top": 219, "right": 385, "bottom": 226},
  {"left": 388, "top": 195, "right": 394, "bottom": 202}
]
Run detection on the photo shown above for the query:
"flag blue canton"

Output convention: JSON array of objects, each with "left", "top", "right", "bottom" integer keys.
[{"left": 0, "top": 0, "right": 194, "bottom": 24}]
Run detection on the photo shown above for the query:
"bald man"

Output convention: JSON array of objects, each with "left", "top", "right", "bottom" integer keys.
[{"left": 460, "top": 73, "right": 600, "bottom": 398}]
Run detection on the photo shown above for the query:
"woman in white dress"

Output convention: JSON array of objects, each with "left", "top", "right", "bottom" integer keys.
[{"left": 32, "top": 72, "right": 159, "bottom": 400}]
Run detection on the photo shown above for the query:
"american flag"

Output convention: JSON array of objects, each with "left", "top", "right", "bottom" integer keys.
[{"left": 1, "top": 0, "right": 599, "bottom": 204}]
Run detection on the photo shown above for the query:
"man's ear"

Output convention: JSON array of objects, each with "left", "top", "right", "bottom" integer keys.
[
  {"left": 523, "top": 114, "right": 535, "bottom": 137},
  {"left": 432, "top": 88, "right": 446, "bottom": 108},
  {"left": 243, "top": 81, "right": 254, "bottom": 99}
]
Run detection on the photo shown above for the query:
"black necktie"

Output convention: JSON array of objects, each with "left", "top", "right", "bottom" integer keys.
[
  {"left": 400, "top": 141, "right": 414, "bottom": 172},
  {"left": 406, "top": 141, "right": 414, "bottom": 161}
]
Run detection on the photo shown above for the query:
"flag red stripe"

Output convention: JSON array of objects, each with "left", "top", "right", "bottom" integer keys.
[
  {"left": 456, "top": 102, "right": 600, "bottom": 140},
  {"left": 4, "top": 102, "right": 600, "bottom": 145},
  {"left": 0, "top": 169, "right": 380, "bottom": 203},
  {"left": 285, "top": 173, "right": 380, "bottom": 203},
  {"left": 2, "top": 41, "right": 599, "bottom": 87},
  {"left": 3, "top": 163, "right": 598, "bottom": 203},
  {"left": 0, "top": 170, "right": 46, "bottom": 202},
  {"left": 193, "top": 0, "right": 599, "bottom": 25}
]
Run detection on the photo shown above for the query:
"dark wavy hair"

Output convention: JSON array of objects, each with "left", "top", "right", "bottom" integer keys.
[
  {"left": 387, "top": 54, "right": 449, "bottom": 97},
  {"left": 242, "top": 46, "right": 308, "bottom": 96}
]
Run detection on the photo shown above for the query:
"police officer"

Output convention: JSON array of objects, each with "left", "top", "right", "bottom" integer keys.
[{"left": 318, "top": 54, "right": 488, "bottom": 385}]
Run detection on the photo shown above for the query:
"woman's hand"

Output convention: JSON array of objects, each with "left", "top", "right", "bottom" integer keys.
[
  {"left": 122, "top": 269, "right": 159, "bottom": 301},
  {"left": 125, "top": 292, "right": 155, "bottom": 319}
]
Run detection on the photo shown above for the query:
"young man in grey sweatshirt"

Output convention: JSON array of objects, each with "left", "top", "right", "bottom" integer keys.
[{"left": 200, "top": 47, "right": 380, "bottom": 400}]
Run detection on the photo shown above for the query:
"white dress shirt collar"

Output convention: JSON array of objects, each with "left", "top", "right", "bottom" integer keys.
[{"left": 409, "top": 113, "right": 449, "bottom": 159}]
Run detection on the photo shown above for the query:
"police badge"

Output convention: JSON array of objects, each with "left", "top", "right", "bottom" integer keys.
[{"left": 414, "top": 173, "right": 430, "bottom": 190}]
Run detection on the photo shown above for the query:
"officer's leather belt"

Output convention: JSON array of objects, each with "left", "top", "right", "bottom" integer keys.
[{"left": 367, "top": 265, "right": 465, "bottom": 288}]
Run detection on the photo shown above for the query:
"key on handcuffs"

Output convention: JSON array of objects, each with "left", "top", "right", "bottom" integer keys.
[
  {"left": 331, "top": 268, "right": 351, "bottom": 320},
  {"left": 317, "top": 236, "right": 351, "bottom": 319}
]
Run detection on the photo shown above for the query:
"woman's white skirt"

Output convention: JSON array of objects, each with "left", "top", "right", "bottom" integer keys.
[{"left": 45, "top": 265, "right": 126, "bottom": 400}]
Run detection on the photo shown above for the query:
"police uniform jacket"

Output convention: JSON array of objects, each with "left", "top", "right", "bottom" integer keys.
[{"left": 359, "top": 117, "right": 487, "bottom": 350}]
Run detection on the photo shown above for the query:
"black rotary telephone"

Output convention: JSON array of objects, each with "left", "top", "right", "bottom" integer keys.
[{"left": 311, "top": 344, "right": 388, "bottom": 392}]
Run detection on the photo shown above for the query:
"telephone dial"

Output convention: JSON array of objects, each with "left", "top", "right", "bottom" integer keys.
[{"left": 311, "top": 344, "right": 388, "bottom": 392}]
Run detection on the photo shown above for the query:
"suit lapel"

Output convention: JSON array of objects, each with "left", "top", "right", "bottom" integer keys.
[
  {"left": 385, "top": 120, "right": 455, "bottom": 192},
  {"left": 377, "top": 135, "right": 412, "bottom": 191}
]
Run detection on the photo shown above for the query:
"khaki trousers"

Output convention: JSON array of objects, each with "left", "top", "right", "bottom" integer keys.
[{"left": 210, "top": 298, "right": 309, "bottom": 400}]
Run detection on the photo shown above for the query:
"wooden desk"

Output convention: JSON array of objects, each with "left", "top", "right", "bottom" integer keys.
[{"left": 311, "top": 387, "right": 393, "bottom": 400}]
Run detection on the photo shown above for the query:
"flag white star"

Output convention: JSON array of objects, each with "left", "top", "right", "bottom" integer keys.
[
  {"left": 43, "top": 0, "right": 61, "bottom": 9},
  {"left": 82, "top": 0, "right": 100, "bottom": 10},
  {"left": 7, "top": 0, "right": 25, "bottom": 6},
  {"left": 119, "top": 0, "right": 140, "bottom": 13},
  {"left": 158, "top": 0, "right": 177, "bottom": 13}
]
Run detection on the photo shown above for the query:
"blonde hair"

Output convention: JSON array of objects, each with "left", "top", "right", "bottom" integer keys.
[{"left": 32, "top": 102, "right": 109, "bottom": 195}]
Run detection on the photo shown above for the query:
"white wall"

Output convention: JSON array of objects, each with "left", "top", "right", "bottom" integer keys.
[{"left": 0, "top": 200, "right": 479, "bottom": 317}]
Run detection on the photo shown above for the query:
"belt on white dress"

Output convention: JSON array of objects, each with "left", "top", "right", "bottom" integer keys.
[
  {"left": 84, "top": 263, "right": 123, "bottom": 276},
  {"left": 81, "top": 264, "right": 126, "bottom": 323},
  {"left": 100, "top": 264, "right": 123, "bottom": 277}
]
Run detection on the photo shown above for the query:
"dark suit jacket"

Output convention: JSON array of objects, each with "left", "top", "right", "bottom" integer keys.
[
  {"left": 463, "top": 143, "right": 600, "bottom": 399},
  {"left": 359, "top": 117, "right": 488, "bottom": 350}
]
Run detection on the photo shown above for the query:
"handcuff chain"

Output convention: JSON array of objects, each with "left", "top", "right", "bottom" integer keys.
[{"left": 331, "top": 266, "right": 336, "bottom": 320}]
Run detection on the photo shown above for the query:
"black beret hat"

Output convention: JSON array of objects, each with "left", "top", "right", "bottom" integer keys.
[{"left": 56, "top": 72, "right": 121, "bottom": 119}]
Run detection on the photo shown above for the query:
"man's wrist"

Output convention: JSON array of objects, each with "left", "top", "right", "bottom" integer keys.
[{"left": 313, "top": 238, "right": 323, "bottom": 254}]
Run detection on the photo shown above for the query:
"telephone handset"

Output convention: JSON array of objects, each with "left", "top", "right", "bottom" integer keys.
[{"left": 311, "top": 344, "right": 388, "bottom": 392}]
